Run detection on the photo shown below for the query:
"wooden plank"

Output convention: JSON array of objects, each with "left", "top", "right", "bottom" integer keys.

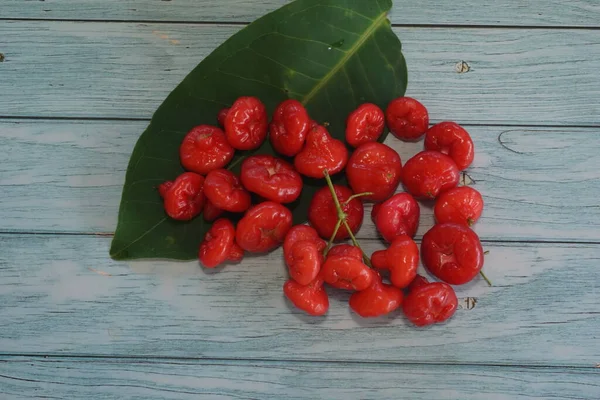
[
  {"left": 3, "top": 0, "right": 600, "bottom": 27},
  {"left": 0, "top": 234, "right": 598, "bottom": 366},
  {"left": 2, "top": 120, "right": 599, "bottom": 242},
  {"left": 1, "top": 22, "right": 600, "bottom": 125},
  {"left": 1, "top": 357, "right": 598, "bottom": 400}
]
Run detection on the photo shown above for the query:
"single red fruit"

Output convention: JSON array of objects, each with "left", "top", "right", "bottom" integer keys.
[
  {"left": 346, "top": 142, "right": 402, "bottom": 202},
  {"left": 327, "top": 244, "right": 363, "bottom": 261},
  {"left": 402, "top": 151, "right": 460, "bottom": 199},
  {"left": 370, "top": 235, "right": 419, "bottom": 289},
  {"left": 203, "top": 198, "right": 224, "bottom": 222},
  {"left": 236, "top": 201, "right": 292, "bottom": 253},
  {"left": 402, "top": 282, "right": 458, "bottom": 327},
  {"left": 198, "top": 218, "right": 244, "bottom": 268},
  {"left": 287, "top": 240, "right": 323, "bottom": 285},
  {"left": 321, "top": 255, "right": 374, "bottom": 291},
  {"left": 435, "top": 186, "right": 484, "bottom": 226},
  {"left": 345, "top": 103, "right": 385, "bottom": 148},
  {"left": 240, "top": 155, "right": 303, "bottom": 204},
  {"left": 425, "top": 121, "right": 475, "bottom": 170},
  {"left": 224, "top": 96, "right": 268, "bottom": 150},
  {"left": 204, "top": 169, "right": 251, "bottom": 213},
  {"left": 421, "top": 223, "right": 484, "bottom": 285},
  {"left": 217, "top": 108, "right": 230, "bottom": 128},
  {"left": 180, "top": 125, "right": 235, "bottom": 175},
  {"left": 407, "top": 274, "right": 430, "bottom": 292},
  {"left": 283, "top": 277, "right": 329, "bottom": 316},
  {"left": 308, "top": 185, "right": 364, "bottom": 241},
  {"left": 385, "top": 97, "right": 429, "bottom": 141},
  {"left": 283, "top": 225, "right": 327, "bottom": 265},
  {"left": 349, "top": 272, "right": 404, "bottom": 317},
  {"left": 269, "top": 99, "right": 310, "bottom": 156},
  {"left": 372, "top": 193, "right": 420, "bottom": 241},
  {"left": 160, "top": 172, "right": 205, "bottom": 221},
  {"left": 294, "top": 124, "right": 348, "bottom": 178}
]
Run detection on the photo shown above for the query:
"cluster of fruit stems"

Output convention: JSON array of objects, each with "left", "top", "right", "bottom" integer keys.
[{"left": 322, "top": 169, "right": 492, "bottom": 286}]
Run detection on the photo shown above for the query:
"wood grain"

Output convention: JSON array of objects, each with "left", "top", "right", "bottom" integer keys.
[
  {"left": 1, "top": 356, "right": 598, "bottom": 400},
  {"left": 3, "top": 0, "right": 600, "bottom": 27},
  {"left": 0, "top": 234, "right": 598, "bottom": 366},
  {"left": 2, "top": 120, "right": 598, "bottom": 242},
  {"left": 1, "top": 22, "right": 600, "bottom": 124}
]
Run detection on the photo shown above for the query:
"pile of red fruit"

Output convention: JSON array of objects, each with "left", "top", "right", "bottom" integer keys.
[{"left": 157, "top": 95, "right": 486, "bottom": 327}]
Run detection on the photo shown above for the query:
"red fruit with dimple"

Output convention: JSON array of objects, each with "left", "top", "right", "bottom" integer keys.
[
  {"left": 372, "top": 193, "right": 420, "bottom": 241},
  {"left": 269, "top": 99, "right": 310, "bottom": 156},
  {"left": 425, "top": 121, "right": 475, "bottom": 170},
  {"left": 321, "top": 255, "right": 374, "bottom": 291},
  {"left": 346, "top": 142, "right": 402, "bottom": 202},
  {"left": 402, "top": 281, "right": 458, "bottom": 327},
  {"left": 345, "top": 103, "right": 385, "bottom": 148},
  {"left": 180, "top": 125, "right": 235, "bottom": 175},
  {"left": 198, "top": 218, "right": 244, "bottom": 268},
  {"left": 287, "top": 240, "right": 323, "bottom": 285},
  {"left": 308, "top": 185, "right": 364, "bottom": 241},
  {"left": 283, "top": 225, "right": 326, "bottom": 265},
  {"left": 236, "top": 201, "right": 292, "bottom": 253},
  {"left": 160, "top": 172, "right": 205, "bottom": 221},
  {"left": 435, "top": 186, "right": 484, "bottom": 227},
  {"left": 370, "top": 235, "right": 419, "bottom": 289},
  {"left": 284, "top": 276, "right": 329, "bottom": 316},
  {"left": 421, "top": 223, "right": 484, "bottom": 285},
  {"left": 240, "top": 155, "right": 303, "bottom": 204},
  {"left": 385, "top": 97, "right": 429, "bottom": 141},
  {"left": 217, "top": 108, "right": 230, "bottom": 128},
  {"left": 327, "top": 244, "right": 363, "bottom": 261},
  {"left": 204, "top": 169, "right": 251, "bottom": 213},
  {"left": 225, "top": 96, "right": 268, "bottom": 150},
  {"left": 349, "top": 272, "right": 404, "bottom": 317},
  {"left": 203, "top": 198, "right": 224, "bottom": 222},
  {"left": 402, "top": 151, "right": 460, "bottom": 199},
  {"left": 294, "top": 124, "right": 348, "bottom": 178}
]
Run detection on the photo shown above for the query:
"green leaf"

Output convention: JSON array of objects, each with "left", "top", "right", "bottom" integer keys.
[{"left": 110, "top": 0, "right": 407, "bottom": 260}]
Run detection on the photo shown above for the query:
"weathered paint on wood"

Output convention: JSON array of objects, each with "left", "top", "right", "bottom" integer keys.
[
  {"left": 3, "top": 0, "right": 600, "bottom": 27},
  {"left": 1, "top": 22, "right": 600, "bottom": 124},
  {"left": 2, "top": 120, "right": 598, "bottom": 242},
  {"left": 0, "top": 234, "right": 598, "bottom": 366},
  {"left": 1, "top": 356, "right": 598, "bottom": 400}
]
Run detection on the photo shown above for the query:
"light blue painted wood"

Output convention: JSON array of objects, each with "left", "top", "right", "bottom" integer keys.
[
  {"left": 1, "top": 356, "right": 598, "bottom": 400},
  {"left": 0, "top": 234, "right": 598, "bottom": 367},
  {"left": 3, "top": 0, "right": 600, "bottom": 27},
  {"left": 1, "top": 22, "right": 600, "bottom": 124},
  {"left": 2, "top": 121, "right": 599, "bottom": 242}
]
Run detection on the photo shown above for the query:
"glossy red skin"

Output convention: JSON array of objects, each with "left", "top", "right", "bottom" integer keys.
[
  {"left": 425, "top": 121, "right": 475, "bottom": 170},
  {"left": 385, "top": 97, "right": 429, "bottom": 141},
  {"left": 372, "top": 193, "right": 420, "bottom": 241},
  {"left": 308, "top": 185, "right": 364, "bottom": 241},
  {"left": 283, "top": 277, "right": 329, "bottom": 316},
  {"left": 371, "top": 235, "right": 419, "bottom": 289},
  {"left": 240, "top": 155, "right": 303, "bottom": 204},
  {"left": 224, "top": 96, "right": 268, "bottom": 150},
  {"left": 346, "top": 142, "right": 402, "bottom": 202},
  {"left": 435, "top": 186, "right": 484, "bottom": 226},
  {"left": 198, "top": 218, "right": 244, "bottom": 268},
  {"left": 269, "top": 99, "right": 310, "bottom": 156},
  {"left": 235, "top": 201, "right": 292, "bottom": 253},
  {"left": 327, "top": 244, "right": 363, "bottom": 260},
  {"left": 349, "top": 272, "right": 404, "bottom": 317},
  {"left": 402, "top": 282, "right": 458, "bottom": 327},
  {"left": 421, "top": 223, "right": 484, "bottom": 285},
  {"left": 294, "top": 125, "right": 348, "bottom": 178},
  {"left": 161, "top": 172, "right": 205, "bottom": 221},
  {"left": 217, "top": 108, "right": 230, "bottom": 128},
  {"left": 204, "top": 169, "right": 251, "bottom": 213},
  {"left": 283, "top": 225, "right": 326, "bottom": 265},
  {"left": 402, "top": 151, "right": 460, "bottom": 199},
  {"left": 203, "top": 198, "right": 224, "bottom": 222},
  {"left": 287, "top": 240, "right": 323, "bottom": 285},
  {"left": 321, "top": 255, "right": 374, "bottom": 291},
  {"left": 180, "top": 125, "right": 235, "bottom": 175},
  {"left": 407, "top": 274, "right": 430, "bottom": 292},
  {"left": 345, "top": 103, "right": 385, "bottom": 148}
]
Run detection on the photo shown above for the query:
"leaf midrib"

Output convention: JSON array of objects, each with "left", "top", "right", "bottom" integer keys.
[{"left": 301, "top": 10, "right": 389, "bottom": 106}]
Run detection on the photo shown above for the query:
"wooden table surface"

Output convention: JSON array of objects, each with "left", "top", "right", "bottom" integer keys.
[{"left": 1, "top": 1, "right": 599, "bottom": 398}]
